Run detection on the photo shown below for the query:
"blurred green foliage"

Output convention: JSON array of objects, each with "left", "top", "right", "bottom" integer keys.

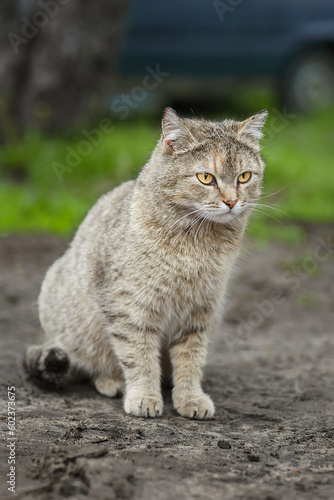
[
  {"left": 1, "top": 96, "right": 334, "bottom": 243},
  {"left": 0, "top": 122, "right": 157, "bottom": 235}
]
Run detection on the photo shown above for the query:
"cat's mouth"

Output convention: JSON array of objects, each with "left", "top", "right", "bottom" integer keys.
[{"left": 201, "top": 204, "right": 245, "bottom": 224}]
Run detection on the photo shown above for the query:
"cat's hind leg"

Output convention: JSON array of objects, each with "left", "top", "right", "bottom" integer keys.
[
  {"left": 24, "top": 345, "right": 70, "bottom": 389},
  {"left": 93, "top": 375, "right": 124, "bottom": 397}
]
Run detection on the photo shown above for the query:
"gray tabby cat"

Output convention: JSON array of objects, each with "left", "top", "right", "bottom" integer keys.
[{"left": 25, "top": 107, "right": 267, "bottom": 419}]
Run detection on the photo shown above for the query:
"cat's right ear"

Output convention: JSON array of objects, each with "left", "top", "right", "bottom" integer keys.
[
  {"left": 162, "top": 107, "right": 196, "bottom": 155},
  {"left": 237, "top": 109, "right": 268, "bottom": 149}
]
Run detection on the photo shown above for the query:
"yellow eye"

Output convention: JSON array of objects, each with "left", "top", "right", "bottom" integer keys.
[
  {"left": 237, "top": 172, "right": 252, "bottom": 184},
  {"left": 197, "top": 173, "right": 215, "bottom": 185}
]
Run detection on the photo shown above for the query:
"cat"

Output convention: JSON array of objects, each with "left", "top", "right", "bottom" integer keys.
[{"left": 25, "top": 107, "right": 267, "bottom": 419}]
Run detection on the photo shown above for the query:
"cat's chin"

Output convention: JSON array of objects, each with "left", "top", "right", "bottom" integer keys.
[{"left": 209, "top": 211, "right": 239, "bottom": 224}]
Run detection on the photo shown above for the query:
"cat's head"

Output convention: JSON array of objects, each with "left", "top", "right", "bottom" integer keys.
[{"left": 156, "top": 107, "right": 267, "bottom": 225}]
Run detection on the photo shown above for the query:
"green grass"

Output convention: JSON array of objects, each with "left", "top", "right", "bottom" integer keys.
[
  {"left": 0, "top": 122, "right": 158, "bottom": 237},
  {"left": 1, "top": 101, "right": 334, "bottom": 242},
  {"left": 262, "top": 108, "right": 334, "bottom": 222}
]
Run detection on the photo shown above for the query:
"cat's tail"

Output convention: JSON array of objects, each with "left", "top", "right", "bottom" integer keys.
[{"left": 24, "top": 345, "right": 70, "bottom": 389}]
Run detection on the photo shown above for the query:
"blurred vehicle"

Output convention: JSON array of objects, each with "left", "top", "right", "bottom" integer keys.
[{"left": 116, "top": 0, "right": 334, "bottom": 113}]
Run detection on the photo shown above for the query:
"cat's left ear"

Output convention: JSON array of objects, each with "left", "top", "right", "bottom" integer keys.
[
  {"left": 237, "top": 109, "right": 268, "bottom": 149},
  {"left": 162, "top": 107, "right": 196, "bottom": 154}
]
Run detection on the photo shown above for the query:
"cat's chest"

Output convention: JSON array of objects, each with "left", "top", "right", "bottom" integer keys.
[
  {"left": 107, "top": 239, "right": 238, "bottom": 332},
  {"left": 151, "top": 249, "right": 234, "bottom": 337},
  {"left": 146, "top": 246, "right": 235, "bottom": 309}
]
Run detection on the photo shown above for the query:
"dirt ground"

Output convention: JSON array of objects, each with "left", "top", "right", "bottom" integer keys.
[{"left": 0, "top": 226, "right": 333, "bottom": 500}]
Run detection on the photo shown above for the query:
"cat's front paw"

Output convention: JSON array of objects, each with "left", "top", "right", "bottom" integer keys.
[
  {"left": 173, "top": 391, "right": 215, "bottom": 420},
  {"left": 124, "top": 393, "right": 163, "bottom": 418}
]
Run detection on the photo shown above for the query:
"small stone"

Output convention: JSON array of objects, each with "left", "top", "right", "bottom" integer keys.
[
  {"left": 218, "top": 440, "right": 232, "bottom": 449},
  {"left": 247, "top": 454, "right": 260, "bottom": 462}
]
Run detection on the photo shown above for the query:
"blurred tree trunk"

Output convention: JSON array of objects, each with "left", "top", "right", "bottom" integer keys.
[{"left": 0, "top": 0, "right": 129, "bottom": 140}]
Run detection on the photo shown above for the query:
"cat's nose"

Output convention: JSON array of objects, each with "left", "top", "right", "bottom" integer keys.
[{"left": 223, "top": 199, "right": 238, "bottom": 210}]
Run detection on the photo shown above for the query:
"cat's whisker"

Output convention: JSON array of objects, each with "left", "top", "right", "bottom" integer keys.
[
  {"left": 185, "top": 213, "right": 205, "bottom": 236},
  {"left": 163, "top": 208, "right": 203, "bottom": 237},
  {"left": 256, "top": 186, "right": 287, "bottom": 201},
  {"left": 171, "top": 216, "right": 199, "bottom": 248},
  {"left": 249, "top": 202, "right": 289, "bottom": 218},
  {"left": 252, "top": 199, "right": 285, "bottom": 208},
  {"left": 200, "top": 213, "right": 214, "bottom": 239},
  {"left": 251, "top": 207, "right": 285, "bottom": 226},
  {"left": 156, "top": 208, "right": 205, "bottom": 249},
  {"left": 179, "top": 212, "right": 206, "bottom": 249},
  {"left": 207, "top": 217, "right": 214, "bottom": 236},
  {"left": 206, "top": 211, "right": 217, "bottom": 235},
  {"left": 205, "top": 216, "right": 211, "bottom": 237},
  {"left": 194, "top": 214, "right": 209, "bottom": 242}
]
